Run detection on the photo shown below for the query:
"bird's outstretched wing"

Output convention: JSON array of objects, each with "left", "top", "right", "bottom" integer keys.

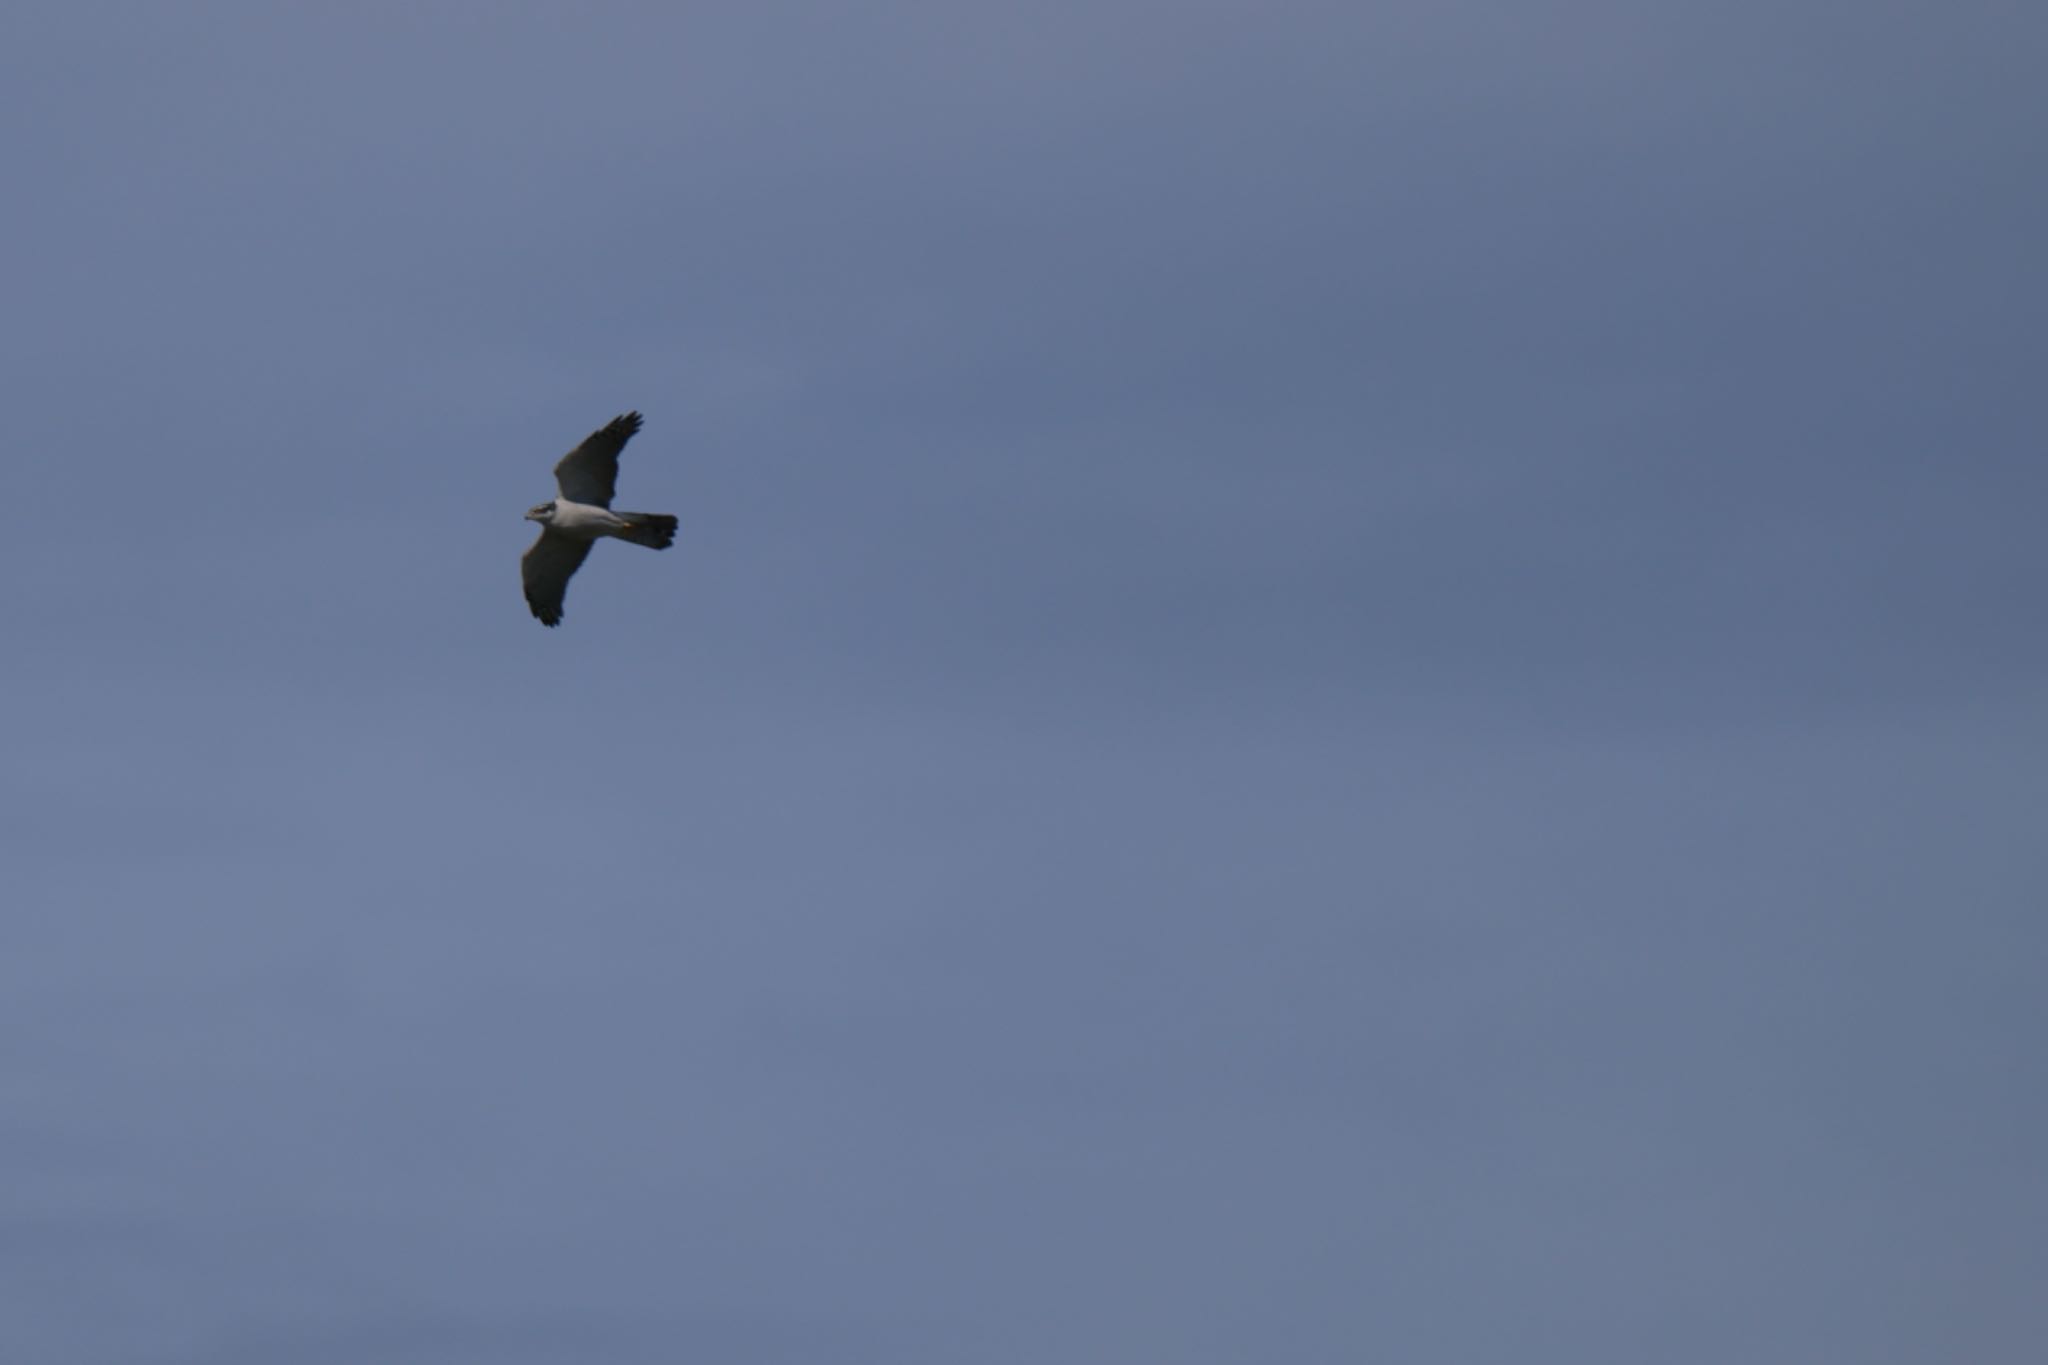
[
  {"left": 522, "top": 529, "right": 595, "bottom": 627},
  {"left": 553, "top": 411, "right": 643, "bottom": 508}
]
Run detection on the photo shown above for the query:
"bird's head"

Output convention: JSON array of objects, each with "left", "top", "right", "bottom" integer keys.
[{"left": 525, "top": 501, "right": 557, "bottom": 524}]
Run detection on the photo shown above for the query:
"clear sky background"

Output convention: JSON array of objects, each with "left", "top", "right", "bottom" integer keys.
[{"left": 2, "top": 3, "right": 2043, "bottom": 1362}]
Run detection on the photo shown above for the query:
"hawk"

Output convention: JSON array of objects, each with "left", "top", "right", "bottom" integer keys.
[{"left": 521, "top": 411, "right": 678, "bottom": 627}]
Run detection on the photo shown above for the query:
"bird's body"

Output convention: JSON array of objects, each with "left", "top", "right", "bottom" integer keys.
[
  {"left": 539, "top": 498, "right": 626, "bottom": 537},
  {"left": 521, "top": 412, "right": 677, "bottom": 626},
  {"left": 529, "top": 498, "right": 673, "bottom": 544}
]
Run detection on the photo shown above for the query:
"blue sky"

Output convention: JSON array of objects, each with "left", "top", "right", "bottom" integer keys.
[{"left": 3, "top": 3, "right": 2044, "bottom": 1361}]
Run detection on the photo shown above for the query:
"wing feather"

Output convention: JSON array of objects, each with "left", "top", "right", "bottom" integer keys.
[
  {"left": 553, "top": 411, "right": 642, "bottom": 508},
  {"left": 521, "top": 529, "right": 594, "bottom": 627}
]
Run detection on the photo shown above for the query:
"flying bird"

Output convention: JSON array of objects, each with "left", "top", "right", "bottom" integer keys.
[{"left": 521, "top": 411, "right": 678, "bottom": 627}]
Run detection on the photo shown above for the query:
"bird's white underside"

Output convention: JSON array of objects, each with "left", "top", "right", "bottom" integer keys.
[{"left": 534, "top": 499, "right": 628, "bottom": 537}]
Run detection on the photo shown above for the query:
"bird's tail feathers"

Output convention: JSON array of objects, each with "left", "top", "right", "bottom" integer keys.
[{"left": 614, "top": 513, "right": 678, "bottom": 550}]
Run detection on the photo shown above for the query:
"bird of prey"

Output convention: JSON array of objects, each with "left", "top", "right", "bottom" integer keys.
[{"left": 521, "top": 411, "right": 678, "bottom": 627}]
